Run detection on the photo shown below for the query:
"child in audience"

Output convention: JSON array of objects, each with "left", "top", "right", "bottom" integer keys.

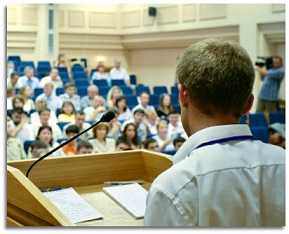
[
  {"left": 269, "top": 123, "right": 285, "bottom": 149},
  {"left": 76, "top": 140, "right": 94, "bottom": 155},
  {"left": 173, "top": 136, "right": 186, "bottom": 151},
  {"left": 156, "top": 94, "right": 174, "bottom": 120},
  {"left": 28, "top": 140, "right": 50, "bottom": 159},
  {"left": 58, "top": 101, "right": 76, "bottom": 123},
  {"left": 89, "top": 122, "right": 116, "bottom": 153},
  {"left": 62, "top": 125, "right": 80, "bottom": 156},
  {"left": 116, "top": 138, "right": 132, "bottom": 151},
  {"left": 19, "top": 86, "right": 35, "bottom": 113},
  {"left": 118, "top": 122, "right": 140, "bottom": 150},
  {"left": 153, "top": 120, "right": 174, "bottom": 152},
  {"left": 59, "top": 82, "right": 81, "bottom": 111},
  {"left": 143, "top": 138, "right": 159, "bottom": 152},
  {"left": 107, "top": 86, "right": 123, "bottom": 109},
  {"left": 115, "top": 96, "right": 132, "bottom": 123}
]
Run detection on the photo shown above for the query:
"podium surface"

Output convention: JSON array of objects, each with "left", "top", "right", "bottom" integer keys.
[{"left": 7, "top": 150, "right": 172, "bottom": 226}]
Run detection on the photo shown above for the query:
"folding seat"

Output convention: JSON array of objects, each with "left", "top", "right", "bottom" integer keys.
[
  {"left": 171, "top": 86, "right": 179, "bottom": 96},
  {"left": 149, "top": 94, "right": 159, "bottom": 108},
  {"left": 170, "top": 94, "right": 179, "bottom": 106},
  {"left": 269, "top": 112, "right": 285, "bottom": 124},
  {"left": 56, "top": 87, "right": 65, "bottom": 96},
  {"left": 136, "top": 85, "right": 150, "bottom": 96},
  {"left": 57, "top": 122, "right": 69, "bottom": 131},
  {"left": 111, "top": 79, "right": 126, "bottom": 86},
  {"left": 153, "top": 86, "right": 168, "bottom": 96},
  {"left": 249, "top": 113, "right": 268, "bottom": 127},
  {"left": 127, "top": 95, "right": 138, "bottom": 109},
  {"left": 34, "top": 88, "right": 44, "bottom": 98},
  {"left": 77, "top": 86, "right": 88, "bottom": 97},
  {"left": 24, "top": 140, "right": 34, "bottom": 154},
  {"left": 93, "top": 79, "right": 108, "bottom": 87},
  {"left": 129, "top": 74, "right": 137, "bottom": 85},
  {"left": 121, "top": 86, "right": 133, "bottom": 96},
  {"left": 250, "top": 126, "right": 269, "bottom": 143}
]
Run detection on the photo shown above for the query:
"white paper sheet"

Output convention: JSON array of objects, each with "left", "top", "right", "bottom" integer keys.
[
  {"left": 103, "top": 183, "right": 147, "bottom": 219},
  {"left": 43, "top": 187, "right": 103, "bottom": 224}
]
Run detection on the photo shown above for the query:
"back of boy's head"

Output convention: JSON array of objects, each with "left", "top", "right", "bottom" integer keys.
[
  {"left": 65, "top": 124, "right": 80, "bottom": 135},
  {"left": 173, "top": 136, "right": 186, "bottom": 147},
  {"left": 77, "top": 140, "right": 93, "bottom": 151},
  {"left": 30, "top": 140, "right": 49, "bottom": 150},
  {"left": 143, "top": 138, "right": 157, "bottom": 149}
]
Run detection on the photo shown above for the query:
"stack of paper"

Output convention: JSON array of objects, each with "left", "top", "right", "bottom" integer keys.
[
  {"left": 43, "top": 187, "right": 103, "bottom": 224},
  {"left": 103, "top": 183, "right": 148, "bottom": 219}
]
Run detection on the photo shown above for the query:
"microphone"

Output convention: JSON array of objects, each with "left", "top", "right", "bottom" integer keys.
[{"left": 25, "top": 111, "right": 116, "bottom": 178}]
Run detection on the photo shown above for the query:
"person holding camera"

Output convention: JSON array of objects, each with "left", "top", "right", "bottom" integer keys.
[{"left": 256, "top": 56, "right": 284, "bottom": 115}]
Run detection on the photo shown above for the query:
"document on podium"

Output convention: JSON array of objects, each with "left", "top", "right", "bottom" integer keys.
[
  {"left": 43, "top": 187, "right": 103, "bottom": 224},
  {"left": 103, "top": 183, "right": 148, "bottom": 219}
]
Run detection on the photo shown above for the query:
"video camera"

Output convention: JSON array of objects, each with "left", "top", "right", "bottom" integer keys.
[{"left": 255, "top": 56, "right": 273, "bottom": 70}]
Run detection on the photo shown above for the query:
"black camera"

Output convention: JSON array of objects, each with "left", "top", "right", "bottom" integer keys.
[{"left": 255, "top": 56, "right": 273, "bottom": 70}]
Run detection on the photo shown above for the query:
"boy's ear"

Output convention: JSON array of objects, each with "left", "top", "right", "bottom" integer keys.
[
  {"left": 242, "top": 94, "right": 254, "bottom": 114},
  {"left": 179, "top": 84, "right": 190, "bottom": 108}
]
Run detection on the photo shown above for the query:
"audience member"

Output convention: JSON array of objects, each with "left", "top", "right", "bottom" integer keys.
[
  {"left": 153, "top": 120, "right": 174, "bottom": 152},
  {"left": 107, "top": 117, "right": 122, "bottom": 140},
  {"left": 118, "top": 122, "right": 140, "bottom": 150},
  {"left": 132, "top": 108, "right": 149, "bottom": 142},
  {"left": 36, "top": 82, "right": 62, "bottom": 112},
  {"left": 30, "top": 99, "right": 58, "bottom": 126},
  {"left": 19, "top": 86, "right": 35, "bottom": 113},
  {"left": 91, "top": 64, "right": 110, "bottom": 81},
  {"left": 58, "top": 101, "right": 76, "bottom": 123},
  {"left": 7, "top": 96, "right": 25, "bottom": 115},
  {"left": 7, "top": 72, "right": 19, "bottom": 90},
  {"left": 110, "top": 60, "right": 130, "bottom": 85},
  {"left": 115, "top": 96, "right": 132, "bottom": 123},
  {"left": 80, "top": 85, "right": 99, "bottom": 109},
  {"left": 143, "top": 138, "right": 159, "bottom": 152},
  {"left": 89, "top": 122, "right": 116, "bottom": 153},
  {"left": 76, "top": 140, "right": 94, "bottom": 155},
  {"left": 62, "top": 125, "right": 80, "bottom": 156},
  {"left": 116, "top": 137, "right": 132, "bottom": 151},
  {"left": 59, "top": 82, "right": 81, "bottom": 111},
  {"left": 28, "top": 140, "right": 50, "bottom": 159},
  {"left": 40, "top": 67, "right": 63, "bottom": 89},
  {"left": 173, "top": 136, "right": 186, "bottom": 151},
  {"left": 107, "top": 86, "right": 123, "bottom": 109},
  {"left": 133, "top": 92, "right": 155, "bottom": 113},
  {"left": 167, "top": 111, "right": 187, "bottom": 140},
  {"left": 83, "top": 95, "right": 106, "bottom": 121},
  {"left": 17, "top": 66, "right": 40, "bottom": 89},
  {"left": 144, "top": 109, "right": 159, "bottom": 137},
  {"left": 269, "top": 123, "right": 285, "bottom": 149},
  {"left": 156, "top": 94, "right": 174, "bottom": 119},
  {"left": 6, "top": 88, "right": 14, "bottom": 111}
]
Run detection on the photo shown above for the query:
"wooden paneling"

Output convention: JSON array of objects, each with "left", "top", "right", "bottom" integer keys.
[
  {"left": 68, "top": 10, "right": 85, "bottom": 27},
  {"left": 89, "top": 12, "right": 116, "bottom": 29},
  {"left": 200, "top": 4, "right": 227, "bottom": 21},
  {"left": 22, "top": 6, "right": 38, "bottom": 26},
  {"left": 121, "top": 10, "right": 141, "bottom": 28},
  {"left": 272, "top": 4, "right": 285, "bottom": 13},
  {"left": 182, "top": 4, "right": 197, "bottom": 22},
  {"left": 157, "top": 5, "right": 179, "bottom": 25}
]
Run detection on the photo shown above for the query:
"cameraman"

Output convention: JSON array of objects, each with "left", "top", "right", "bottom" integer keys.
[{"left": 256, "top": 56, "right": 284, "bottom": 115}]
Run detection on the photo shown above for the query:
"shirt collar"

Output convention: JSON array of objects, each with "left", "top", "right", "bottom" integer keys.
[{"left": 173, "top": 124, "right": 252, "bottom": 164}]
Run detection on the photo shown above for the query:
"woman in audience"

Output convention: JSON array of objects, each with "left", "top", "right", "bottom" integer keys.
[
  {"left": 118, "top": 122, "right": 140, "bottom": 150},
  {"left": 58, "top": 101, "right": 76, "bottom": 123},
  {"left": 89, "top": 122, "right": 116, "bottom": 153},
  {"left": 7, "top": 96, "right": 25, "bottom": 117},
  {"left": 156, "top": 94, "right": 174, "bottom": 119},
  {"left": 19, "top": 86, "right": 35, "bottom": 113},
  {"left": 115, "top": 96, "right": 132, "bottom": 124},
  {"left": 107, "top": 86, "right": 123, "bottom": 109},
  {"left": 91, "top": 64, "right": 110, "bottom": 81},
  {"left": 153, "top": 120, "right": 174, "bottom": 152},
  {"left": 30, "top": 99, "right": 58, "bottom": 125}
]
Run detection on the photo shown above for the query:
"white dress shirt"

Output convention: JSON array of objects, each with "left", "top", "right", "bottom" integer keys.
[
  {"left": 17, "top": 76, "right": 40, "bottom": 89},
  {"left": 110, "top": 67, "right": 129, "bottom": 81},
  {"left": 144, "top": 124, "right": 285, "bottom": 227},
  {"left": 40, "top": 76, "right": 63, "bottom": 89}
]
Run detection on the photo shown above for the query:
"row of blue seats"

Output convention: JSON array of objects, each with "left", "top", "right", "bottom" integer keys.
[{"left": 239, "top": 112, "right": 285, "bottom": 126}]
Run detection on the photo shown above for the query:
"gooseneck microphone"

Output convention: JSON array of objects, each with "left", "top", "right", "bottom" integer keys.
[{"left": 25, "top": 111, "right": 115, "bottom": 178}]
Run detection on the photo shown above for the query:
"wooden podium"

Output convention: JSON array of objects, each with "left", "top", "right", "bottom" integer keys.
[{"left": 7, "top": 150, "right": 172, "bottom": 227}]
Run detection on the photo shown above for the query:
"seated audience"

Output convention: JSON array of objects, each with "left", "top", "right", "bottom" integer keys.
[
  {"left": 19, "top": 86, "right": 35, "bottom": 113},
  {"left": 76, "top": 140, "right": 94, "bottom": 155},
  {"left": 118, "top": 122, "right": 140, "bottom": 150},
  {"left": 173, "top": 136, "right": 186, "bottom": 151},
  {"left": 62, "top": 125, "right": 80, "bottom": 156},
  {"left": 131, "top": 108, "right": 149, "bottom": 142},
  {"left": 36, "top": 82, "right": 62, "bottom": 112},
  {"left": 144, "top": 109, "right": 159, "bottom": 137},
  {"left": 6, "top": 88, "right": 14, "bottom": 111},
  {"left": 114, "top": 96, "right": 132, "bottom": 123},
  {"left": 269, "top": 123, "right": 285, "bottom": 149},
  {"left": 17, "top": 66, "right": 40, "bottom": 89},
  {"left": 34, "top": 108, "right": 63, "bottom": 141},
  {"left": 7, "top": 96, "right": 25, "bottom": 115},
  {"left": 91, "top": 64, "right": 110, "bottom": 81},
  {"left": 10, "top": 108, "right": 34, "bottom": 144},
  {"left": 110, "top": 60, "right": 130, "bottom": 85},
  {"left": 56, "top": 53, "right": 70, "bottom": 69},
  {"left": 107, "top": 86, "right": 123, "bottom": 109},
  {"left": 107, "top": 116, "right": 122, "bottom": 140},
  {"left": 40, "top": 67, "right": 63, "bottom": 89},
  {"left": 156, "top": 94, "right": 174, "bottom": 120},
  {"left": 80, "top": 85, "right": 99, "bottom": 109},
  {"left": 167, "top": 111, "right": 187, "bottom": 140},
  {"left": 153, "top": 120, "right": 174, "bottom": 152},
  {"left": 116, "top": 137, "right": 132, "bottom": 151},
  {"left": 83, "top": 95, "right": 106, "bottom": 121},
  {"left": 59, "top": 82, "right": 81, "bottom": 111},
  {"left": 30, "top": 99, "right": 58, "bottom": 126},
  {"left": 28, "top": 140, "right": 50, "bottom": 159},
  {"left": 7, "top": 72, "right": 19, "bottom": 90},
  {"left": 133, "top": 92, "right": 155, "bottom": 113},
  {"left": 7, "top": 117, "right": 26, "bottom": 161},
  {"left": 89, "top": 122, "right": 116, "bottom": 153},
  {"left": 58, "top": 101, "right": 76, "bottom": 123},
  {"left": 143, "top": 138, "right": 159, "bottom": 152}
]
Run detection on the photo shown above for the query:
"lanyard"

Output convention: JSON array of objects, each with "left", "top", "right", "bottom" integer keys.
[{"left": 194, "top": 135, "right": 253, "bottom": 150}]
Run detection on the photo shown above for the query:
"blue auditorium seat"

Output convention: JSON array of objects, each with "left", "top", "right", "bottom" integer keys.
[
  {"left": 57, "top": 67, "right": 68, "bottom": 73},
  {"left": 127, "top": 95, "right": 138, "bottom": 109},
  {"left": 24, "top": 140, "right": 34, "bottom": 154},
  {"left": 162, "top": 150, "right": 177, "bottom": 156},
  {"left": 73, "top": 71, "right": 87, "bottom": 79},
  {"left": 78, "top": 86, "right": 88, "bottom": 97},
  {"left": 93, "top": 79, "right": 108, "bottom": 87},
  {"left": 171, "top": 86, "right": 179, "bottom": 96},
  {"left": 90, "top": 69, "right": 97, "bottom": 77},
  {"left": 121, "top": 86, "right": 133, "bottom": 95},
  {"left": 251, "top": 126, "right": 269, "bottom": 143},
  {"left": 173, "top": 105, "right": 181, "bottom": 113},
  {"left": 111, "top": 79, "right": 126, "bottom": 86},
  {"left": 72, "top": 64, "right": 84, "bottom": 72},
  {"left": 136, "top": 85, "right": 150, "bottom": 96},
  {"left": 239, "top": 114, "right": 248, "bottom": 124},
  {"left": 57, "top": 122, "right": 69, "bottom": 131},
  {"left": 249, "top": 113, "right": 268, "bottom": 127},
  {"left": 37, "top": 61, "right": 51, "bottom": 78},
  {"left": 75, "top": 79, "right": 89, "bottom": 87},
  {"left": 269, "top": 112, "right": 285, "bottom": 124},
  {"left": 59, "top": 71, "right": 69, "bottom": 81},
  {"left": 17, "top": 61, "right": 35, "bottom": 76},
  {"left": 153, "top": 86, "right": 168, "bottom": 96},
  {"left": 34, "top": 88, "right": 43, "bottom": 98},
  {"left": 171, "top": 94, "right": 179, "bottom": 106},
  {"left": 99, "top": 86, "right": 109, "bottom": 97},
  {"left": 8, "top": 55, "right": 21, "bottom": 68},
  {"left": 20, "top": 61, "right": 35, "bottom": 69},
  {"left": 149, "top": 94, "right": 159, "bottom": 108},
  {"left": 129, "top": 74, "right": 137, "bottom": 85},
  {"left": 56, "top": 87, "right": 65, "bottom": 96}
]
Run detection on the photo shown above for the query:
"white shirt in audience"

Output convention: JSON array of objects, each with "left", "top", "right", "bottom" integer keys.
[
  {"left": 33, "top": 123, "right": 63, "bottom": 142},
  {"left": 63, "top": 122, "right": 92, "bottom": 140},
  {"left": 91, "top": 72, "right": 110, "bottom": 81},
  {"left": 89, "top": 138, "right": 116, "bottom": 153},
  {"left": 110, "top": 67, "right": 129, "bottom": 81},
  {"left": 23, "top": 99, "right": 35, "bottom": 114},
  {"left": 168, "top": 122, "right": 187, "bottom": 140},
  {"left": 30, "top": 111, "right": 58, "bottom": 126},
  {"left": 17, "top": 76, "right": 40, "bottom": 90},
  {"left": 36, "top": 94, "right": 63, "bottom": 113},
  {"left": 153, "top": 135, "right": 174, "bottom": 152},
  {"left": 40, "top": 75, "right": 63, "bottom": 89},
  {"left": 132, "top": 104, "right": 155, "bottom": 113},
  {"left": 15, "top": 123, "right": 35, "bottom": 144}
]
